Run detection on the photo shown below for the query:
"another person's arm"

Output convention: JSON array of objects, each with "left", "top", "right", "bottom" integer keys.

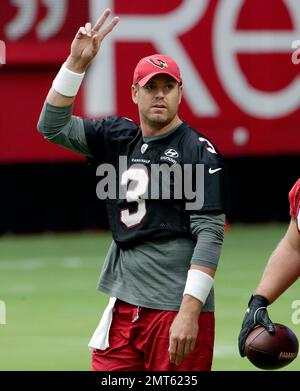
[
  {"left": 238, "top": 217, "right": 300, "bottom": 356},
  {"left": 255, "top": 217, "right": 300, "bottom": 303},
  {"left": 239, "top": 179, "right": 300, "bottom": 356}
]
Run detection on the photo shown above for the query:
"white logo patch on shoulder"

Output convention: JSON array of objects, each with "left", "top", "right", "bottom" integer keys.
[{"left": 141, "top": 144, "right": 149, "bottom": 154}]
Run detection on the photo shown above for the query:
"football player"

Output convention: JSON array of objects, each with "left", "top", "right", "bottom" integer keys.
[
  {"left": 38, "top": 9, "right": 226, "bottom": 370},
  {"left": 239, "top": 178, "right": 300, "bottom": 357}
]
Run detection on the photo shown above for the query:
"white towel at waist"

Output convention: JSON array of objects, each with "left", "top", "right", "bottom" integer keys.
[{"left": 88, "top": 297, "right": 117, "bottom": 350}]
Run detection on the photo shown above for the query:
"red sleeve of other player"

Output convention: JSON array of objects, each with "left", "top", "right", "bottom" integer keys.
[{"left": 288, "top": 178, "right": 300, "bottom": 219}]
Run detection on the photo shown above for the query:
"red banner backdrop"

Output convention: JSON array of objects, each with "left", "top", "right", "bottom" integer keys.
[{"left": 0, "top": 0, "right": 300, "bottom": 163}]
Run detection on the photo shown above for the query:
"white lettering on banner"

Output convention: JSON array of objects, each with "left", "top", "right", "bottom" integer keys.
[
  {"left": 5, "top": 0, "right": 67, "bottom": 40},
  {"left": 36, "top": 0, "right": 67, "bottom": 40},
  {"left": 86, "top": 0, "right": 219, "bottom": 117},
  {"left": 214, "top": 0, "right": 300, "bottom": 119},
  {"left": 5, "top": 0, "right": 37, "bottom": 40}
]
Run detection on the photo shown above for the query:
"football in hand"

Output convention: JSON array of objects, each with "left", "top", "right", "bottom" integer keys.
[{"left": 244, "top": 323, "right": 299, "bottom": 370}]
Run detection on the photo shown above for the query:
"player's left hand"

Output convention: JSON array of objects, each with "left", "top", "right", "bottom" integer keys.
[
  {"left": 238, "top": 294, "right": 275, "bottom": 357},
  {"left": 169, "top": 312, "right": 199, "bottom": 365}
]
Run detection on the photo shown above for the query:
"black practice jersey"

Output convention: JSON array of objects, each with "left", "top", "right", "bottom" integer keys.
[{"left": 84, "top": 116, "right": 226, "bottom": 247}]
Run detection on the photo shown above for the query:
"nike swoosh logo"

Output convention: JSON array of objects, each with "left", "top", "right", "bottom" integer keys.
[{"left": 209, "top": 168, "right": 222, "bottom": 174}]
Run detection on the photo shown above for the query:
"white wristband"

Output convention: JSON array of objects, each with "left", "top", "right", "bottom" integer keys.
[
  {"left": 183, "top": 269, "right": 214, "bottom": 304},
  {"left": 52, "top": 62, "right": 85, "bottom": 97}
]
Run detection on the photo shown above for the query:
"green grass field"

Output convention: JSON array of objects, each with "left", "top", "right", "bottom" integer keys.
[{"left": 0, "top": 224, "right": 299, "bottom": 371}]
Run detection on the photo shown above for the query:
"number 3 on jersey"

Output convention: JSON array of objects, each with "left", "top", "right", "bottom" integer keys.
[{"left": 120, "top": 167, "right": 148, "bottom": 228}]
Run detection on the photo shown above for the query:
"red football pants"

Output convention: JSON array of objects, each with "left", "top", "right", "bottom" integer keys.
[{"left": 91, "top": 299, "right": 214, "bottom": 371}]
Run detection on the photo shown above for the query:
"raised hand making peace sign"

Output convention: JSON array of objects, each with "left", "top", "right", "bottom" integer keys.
[{"left": 66, "top": 9, "right": 119, "bottom": 73}]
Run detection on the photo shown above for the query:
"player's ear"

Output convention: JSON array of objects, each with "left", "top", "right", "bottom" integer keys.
[
  {"left": 178, "top": 83, "right": 183, "bottom": 104},
  {"left": 131, "top": 84, "right": 138, "bottom": 104}
]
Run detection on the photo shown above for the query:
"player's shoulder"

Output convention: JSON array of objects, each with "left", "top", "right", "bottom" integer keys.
[
  {"left": 83, "top": 116, "right": 140, "bottom": 161},
  {"left": 108, "top": 115, "right": 138, "bottom": 127},
  {"left": 85, "top": 115, "right": 139, "bottom": 133},
  {"left": 181, "top": 122, "right": 223, "bottom": 163}
]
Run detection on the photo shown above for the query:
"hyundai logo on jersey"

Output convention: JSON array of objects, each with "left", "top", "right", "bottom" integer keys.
[{"left": 164, "top": 149, "right": 179, "bottom": 158}]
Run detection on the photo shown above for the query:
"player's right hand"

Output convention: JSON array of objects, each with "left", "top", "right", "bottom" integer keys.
[
  {"left": 66, "top": 8, "right": 119, "bottom": 73},
  {"left": 238, "top": 294, "right": 275, "bottom": 357}
]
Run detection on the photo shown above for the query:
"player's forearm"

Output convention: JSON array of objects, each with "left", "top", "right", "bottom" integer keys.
[
  {"left": 46, "top": 87, "right": 76, "bottom": 107},
  {"left": 189, "top": 213, "right": 225, "bottom": 270},
  {"left": 182, "top": 215, "right": 222, "bottom": 314},
  {"left": 255, "top": 221, "right": 300, "bottom": 303},
  {"left": 255, "top": 247, "right": 299, "bottom": 304}
]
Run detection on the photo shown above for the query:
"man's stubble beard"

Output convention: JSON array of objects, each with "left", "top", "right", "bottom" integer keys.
[{"left": 142, "top": 111, "right": 176, "bottom": 131}]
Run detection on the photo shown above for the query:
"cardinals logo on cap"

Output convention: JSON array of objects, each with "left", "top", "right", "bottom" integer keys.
[
  {"left": 133, "top": 54, "right": 182, "bottom": 86},
  {"left": 147, "top": 58, "right": 168, "bottom": 69}
]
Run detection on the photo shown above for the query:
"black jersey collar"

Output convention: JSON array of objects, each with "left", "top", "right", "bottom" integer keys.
[{"left": 142, "top": 122, "right": 186, "bottom": 145}]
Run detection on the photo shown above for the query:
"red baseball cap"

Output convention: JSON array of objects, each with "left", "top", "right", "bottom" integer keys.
[{"left": 133, "top": 54, "right": 182, "bottom": 86}]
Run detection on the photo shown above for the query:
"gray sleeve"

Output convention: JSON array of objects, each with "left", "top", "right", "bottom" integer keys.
[
  {"left": 37, "top": 102, "right": 93, "bottom": 158},
  {"left": 190, "top": 213, "right": 225, "bottom": 270}
]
